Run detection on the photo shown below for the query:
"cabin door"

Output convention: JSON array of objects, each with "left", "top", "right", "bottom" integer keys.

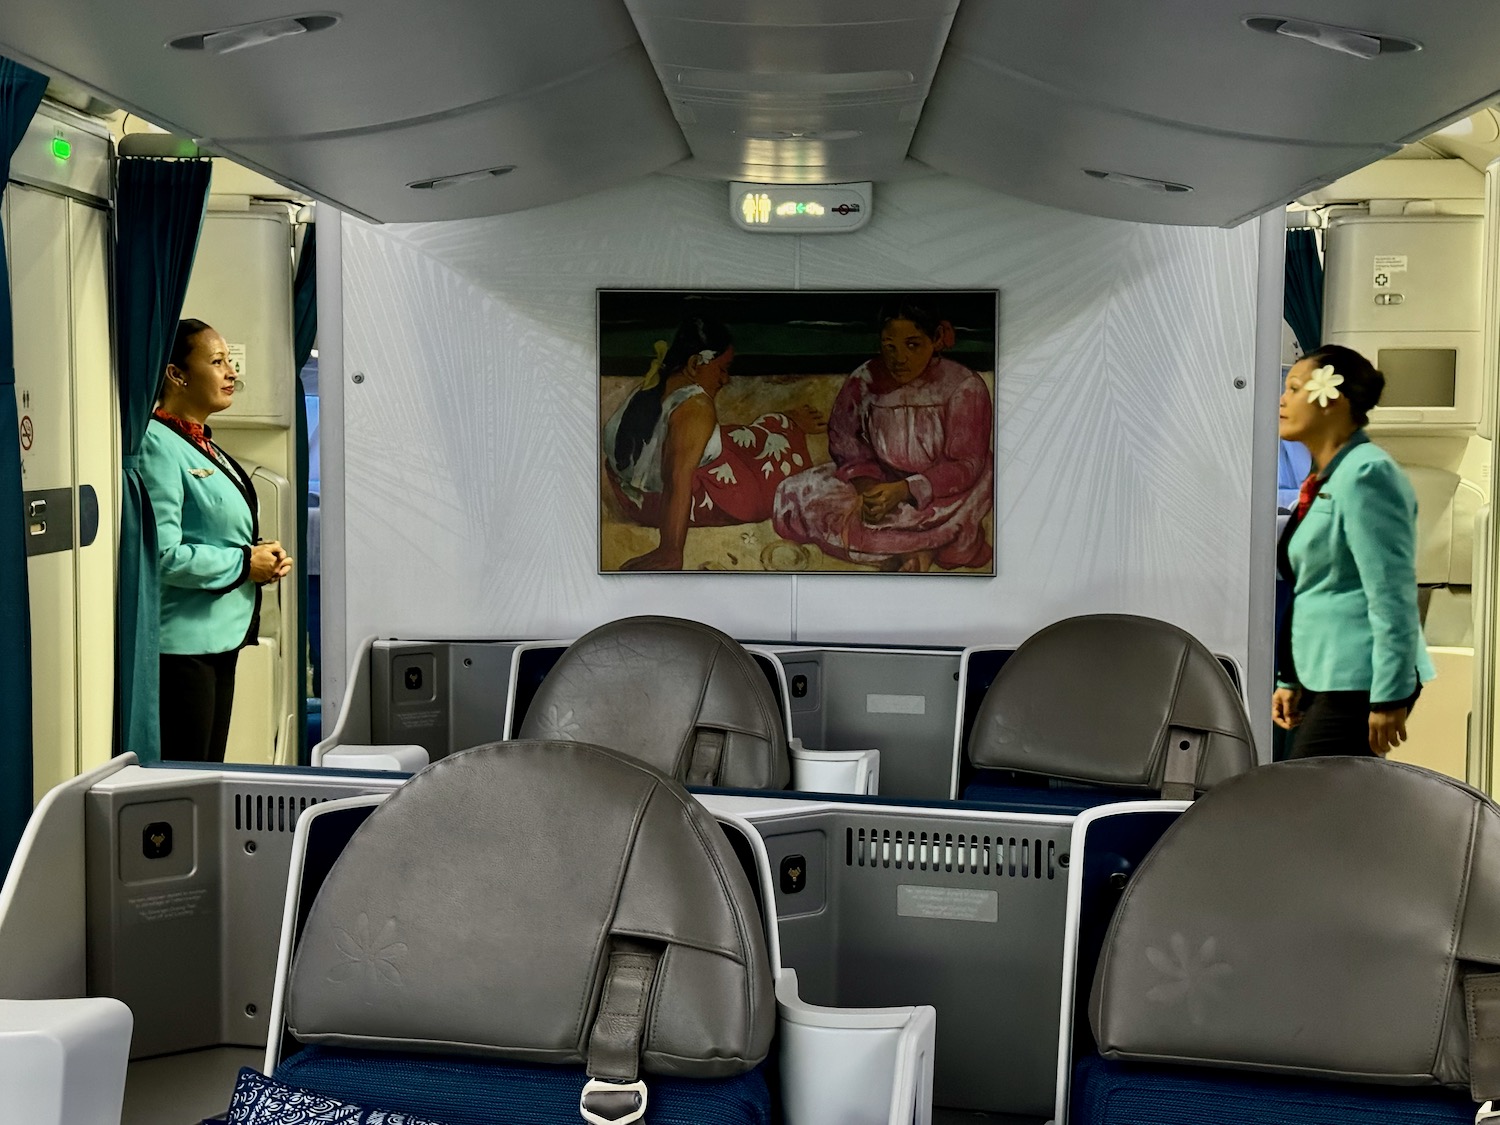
[{"left": 5, "top": 179, "right": 116, "bottom": 799}]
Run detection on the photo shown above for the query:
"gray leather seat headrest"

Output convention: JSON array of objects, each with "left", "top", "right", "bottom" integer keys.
[
  {"left": 518, "top": 616, "right": 790, "bottom": 790},
  {"left": 1090, "top": 758, "right": 1500, "bottom": 1095},
  {"left": 968, "top": 614, "right": 1255, "bottom": 794},
  {"left": 287, "top": 740, "right": 776, "bottom": 1078}
]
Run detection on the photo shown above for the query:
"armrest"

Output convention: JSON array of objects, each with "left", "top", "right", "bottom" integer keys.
[
  {"left": 788, "top": 741, "right": 880, "bottom": 795},
  {"left": 315, "top": 744, "right": 430, "bottom": 772},
  {"left": 0, "top": 997, "right": 132, "bottom": 1125},
  {"left": 776, "top": 969, "right": 935, "bottom": 1125}
]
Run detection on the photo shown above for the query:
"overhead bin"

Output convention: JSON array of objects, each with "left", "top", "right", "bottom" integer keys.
[
  {"left": 225, "top": 46, "right": 687, "bottom": 222},
  {"left": 0, "top": 0, "right": 643, "bottom": 141},
  {"left": 934, "top": 2, "right": 1500, "bottom": 148},
  {"left": 913, "top": 54, "right": 1395, "bottom": 227}
]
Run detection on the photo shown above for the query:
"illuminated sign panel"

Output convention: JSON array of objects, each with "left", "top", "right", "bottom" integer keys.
[{"left": 730, "top": 182, "right": 872, "bottom": 233}]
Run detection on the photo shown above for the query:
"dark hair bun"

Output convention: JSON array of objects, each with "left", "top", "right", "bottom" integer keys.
[{"left": 1306, "top": 344, "right": 1384, "bottom": 427}]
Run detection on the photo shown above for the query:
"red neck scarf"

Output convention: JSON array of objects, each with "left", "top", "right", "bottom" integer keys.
[
  {"left": 154, "top": 409, "right": 213, "bottom": 457},
  {"left": 1296, "top": 472, "right": 1321, "bottom": 520}
]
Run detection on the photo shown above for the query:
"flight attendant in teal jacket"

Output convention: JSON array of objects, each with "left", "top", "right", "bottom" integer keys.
[
  {"left": 1272, "top": 344, "right": 1434, "bottom": 757},
  {"left": 141, "top": 320, "right": 293, "bottom": 761}
]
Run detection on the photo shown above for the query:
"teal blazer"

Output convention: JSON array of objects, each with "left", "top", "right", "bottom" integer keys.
[
  {"left": 1277, "top": 432, "right": 1435, "bottom": 704},
  {"left": 140, "top": 419, "right": 260, "bottom": 656}
]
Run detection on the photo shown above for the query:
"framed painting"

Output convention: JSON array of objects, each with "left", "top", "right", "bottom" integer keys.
[{"left": 598, "top": 289, "right": 997, "bottom": 575}]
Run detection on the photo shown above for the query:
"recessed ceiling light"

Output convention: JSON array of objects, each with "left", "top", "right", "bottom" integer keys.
[
  {"left": 1244, "top": 17, "right": 1420, "bottom": 59},
  {"left": 736, "top": 129, "right": 864, "bottom": 142},
  {"left": 168, "top": 14, "right": 339, "bottom": 55},
  {"left": 408, "top": 166, "right": 516, "bottom": 191},
  {"left": 1084, "top": 169, "right": 1193, "bottom": 194}
]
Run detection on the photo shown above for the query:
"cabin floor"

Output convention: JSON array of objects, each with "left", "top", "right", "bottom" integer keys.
[
  {"left": 122, "top": 1047, "right": 260, "bottom": 1125},
  {"left": 933, "top": 1109, "right": 1047, "bottom": 1124}
]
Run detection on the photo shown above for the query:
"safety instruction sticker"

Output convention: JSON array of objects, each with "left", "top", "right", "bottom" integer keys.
[
  {"left": 867, "top": 693, "right": 926, "bottom": 715},
  {"left": 228, "top": 342, "right": 247, "bottom": 379},
  {"left": 1373, "top": 254, "right": 1408, "bottom": 289},
  {"left": 897, "top": 885, "right": 998, "bottom": 923}
]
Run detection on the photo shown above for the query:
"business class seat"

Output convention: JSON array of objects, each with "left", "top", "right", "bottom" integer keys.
[
  {"left": 1075, "top": 757, "right": 1500, "bottom": 1124},
  {"left": 963, "top": 614, "right": 1256, "bottom": 810},
  {"left": 231, "top": 739, "right": 932, "bottom": 1125},
  {"left": 517, "top": 616, "right": 792, "bottom": 790}
]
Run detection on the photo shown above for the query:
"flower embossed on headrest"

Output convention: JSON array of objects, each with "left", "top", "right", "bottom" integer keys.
[
  {"left": 536, "top": 705, "right": 582, "bottom": 741},
  {"left": 1303, "top": 364, "right": 1344, "bottom": 408},
  {"left": 328, "top": 913, "right": 406, "bottom": 990},
  {"left": 1145, "top": 933, "right": 1232, "bottom": 1025}
]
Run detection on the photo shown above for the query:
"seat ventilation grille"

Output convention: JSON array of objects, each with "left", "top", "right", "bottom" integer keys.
[
  {"left": 234, "top": 791, "right": 328, "bottom": 834},
  {"left": 845, "top": 826, "right": 1056, "bottom": 880}
]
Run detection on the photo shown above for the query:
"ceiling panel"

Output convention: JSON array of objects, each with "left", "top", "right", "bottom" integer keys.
[
  {"left": 0, "top": 0, "right": 642, "bottom": 140},
  {"left": 625, "top": 0, "right": 956, "bottom": 185},
  {"left": 220, "top": 46, "right": 688, "bottom": 222},
  {"left": 943, "top": 1, "right": 1500, "bottom": 147},
  {"left": 913, "top": 54, "right": 1396, "bottom": 227}
]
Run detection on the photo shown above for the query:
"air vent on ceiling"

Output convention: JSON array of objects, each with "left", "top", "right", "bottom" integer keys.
[
  {"left": 674, "top": 69, "right": 915, "bottom": 96},
  {"left": 846, "top": 825, "right": 1057, "bottom": 880},
  {"left": 408, "top": 165, "right": 516, "bottom": 191},
  {"left": 1245, "top": 17, "right": 1421, "bottom": 59},
  {"left": 234, "top": 790, "right": 328, "bottom": 834},
  {"left": 168, "top": 14, "right": 339, "bottom": 55},
  {"left": 1084, "top": 169, "right": 1193, "bottom": 194}
]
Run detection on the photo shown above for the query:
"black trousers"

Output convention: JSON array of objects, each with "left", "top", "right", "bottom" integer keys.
[
  {"left": 159, "top": 650, "right": 240, "bottom": 763},
  {"left": 1289, "top": 688, "right": 1419, "bottom": 759}
]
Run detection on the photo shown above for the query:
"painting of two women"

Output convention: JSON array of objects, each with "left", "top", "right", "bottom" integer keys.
[{"left": 598, "top": 290, "right": 997, "bottom": 575}]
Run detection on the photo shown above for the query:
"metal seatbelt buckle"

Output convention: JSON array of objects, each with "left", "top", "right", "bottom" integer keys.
[
  {"left": 1477, "top": 1100, "right": 1500, "bottom": 1123},
  {"left": 580, "top": 1077, "right": 648, "bottom": 1124}
]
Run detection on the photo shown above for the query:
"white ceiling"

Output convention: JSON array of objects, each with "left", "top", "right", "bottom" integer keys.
[{"left": 2, "top": 1, "right": 1499, "bottom": 226}]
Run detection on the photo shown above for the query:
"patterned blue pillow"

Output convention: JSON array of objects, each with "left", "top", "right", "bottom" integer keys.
[{"left": 225, "top": 1068, "right": 449, "bottom": 1125}]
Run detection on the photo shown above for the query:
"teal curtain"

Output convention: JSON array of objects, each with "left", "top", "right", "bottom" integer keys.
[
  {"left": 1284, "top": 228, "right": 1324, "bottom": 354},
  {"left": 292, "top": 223, "right": 316, "bottom": 762},
  {"left": 113, "top": 157, "right": 212, "bottom": 763},
  {"left": 0, "top": 58, "right": 49, "bottom": 871}
]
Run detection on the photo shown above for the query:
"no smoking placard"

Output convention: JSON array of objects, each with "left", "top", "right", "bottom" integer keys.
[{"left": 18, "top": 415, "right": 33, "bottom": 451}]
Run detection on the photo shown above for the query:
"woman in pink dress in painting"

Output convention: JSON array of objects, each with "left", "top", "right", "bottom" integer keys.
[{"left": 773, "top": 302, "right": 993, "bottom": 572}]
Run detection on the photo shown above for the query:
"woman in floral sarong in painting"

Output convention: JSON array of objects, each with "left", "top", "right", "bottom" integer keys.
[
  {"left": 602, "top": 311, "right": 819, "bottom": 571},
  {"left": 772, "top": 302, "right": 993, "bottom": 572}
]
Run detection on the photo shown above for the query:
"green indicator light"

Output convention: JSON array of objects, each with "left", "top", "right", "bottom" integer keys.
[
  {"left": 51, "top": 137, "right": 71, "bottom": 161},
  {"left": 795, "top": 202, "right": 806, "bottom": 214}
]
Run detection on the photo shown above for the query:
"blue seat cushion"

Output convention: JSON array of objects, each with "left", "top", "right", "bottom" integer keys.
[
  {"left": 1073, "top": 1053, "right": 1476, "bottom": 1124},
  {"left": 275, "top": 1046, "right": 772, "bottom": 1125},
  {"left": 962, "top": 773, "right": 1139, "bottom": 813}
]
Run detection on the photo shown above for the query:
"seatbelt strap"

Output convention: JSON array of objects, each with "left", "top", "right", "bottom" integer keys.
[
  {"left": 686, "top": 729, "right": 726, "bottom": 787},
  {"left": 1466, "top": 972, "right": 1500, "bottom": 1103},
  {"left": 1159, "top": 728, "right": 1203, "bottom": 802},
  {"left": 581, "top": 938, "right": 660, "bottom": 1124}
]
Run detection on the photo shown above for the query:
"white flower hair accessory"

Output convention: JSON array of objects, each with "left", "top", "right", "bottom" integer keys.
[
  {"left": 697, "top": 348, "right": 716, "bottom": 363},
  {"left": 1303, "top": 364, "right": 1344, "bottom": 408}
]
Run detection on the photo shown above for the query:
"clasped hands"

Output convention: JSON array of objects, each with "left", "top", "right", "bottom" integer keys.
[
  {"left": 250, "top": 539, "right": 294, "bottom": 585},
  {"left": 855, "top": 479, "right": 911, "bottom": 523}
]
